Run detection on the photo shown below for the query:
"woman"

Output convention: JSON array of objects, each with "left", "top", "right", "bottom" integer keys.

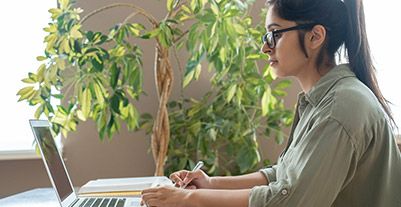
[{"left": 141, "top": 0, "right": 401, "bottom": 206}]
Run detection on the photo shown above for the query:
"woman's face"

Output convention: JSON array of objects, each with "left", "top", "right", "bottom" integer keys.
[{"left": 262, "top": 7, "right": 309, "bottom": 78}]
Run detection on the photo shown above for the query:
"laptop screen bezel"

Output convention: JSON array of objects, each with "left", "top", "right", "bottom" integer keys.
[{"left": 30, "top": 120, "right": 78, "bottom": 207}]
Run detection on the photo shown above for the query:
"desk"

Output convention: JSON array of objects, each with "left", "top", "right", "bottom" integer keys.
[{"left": 0, "top": 188, "right": 59, "bottom": 207}]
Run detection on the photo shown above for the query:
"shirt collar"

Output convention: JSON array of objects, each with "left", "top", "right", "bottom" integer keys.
[{"left": 304, "top": 64, "right": 356, "bottom": 106}]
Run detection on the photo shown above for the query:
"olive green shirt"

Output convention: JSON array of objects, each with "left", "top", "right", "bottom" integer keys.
[{"left": 249, "top": 64, "right": 401, "bottom": 207}]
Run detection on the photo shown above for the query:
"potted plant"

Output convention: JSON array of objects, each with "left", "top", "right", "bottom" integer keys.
[{"left": 17, "top": 0, "right": 292, "bottom": 176}]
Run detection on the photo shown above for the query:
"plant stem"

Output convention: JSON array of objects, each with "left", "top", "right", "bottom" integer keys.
[
  {"left": 173, "top": 30, "right": 189, "bottom": 43},
  {"left": 172, "top": 45, "right": 185, "bottom": 98},
  {"left": 122, "top": 11, "right": 139, "bottom": 25}
]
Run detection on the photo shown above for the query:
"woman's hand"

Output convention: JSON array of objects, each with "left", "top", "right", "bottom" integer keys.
[
  {"left": 141, "top": 185, "right": 251, "bottom": 207},
  {"left": 169, "top": 169, "right": 212, "bottom": 189},
  {"left": 141, "top": 185, "right": 192, "bottom": 207}
]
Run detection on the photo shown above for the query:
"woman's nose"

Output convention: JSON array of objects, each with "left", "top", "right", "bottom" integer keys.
[{"left": 261, "top": 43, "right": 272, "bottom": 54}]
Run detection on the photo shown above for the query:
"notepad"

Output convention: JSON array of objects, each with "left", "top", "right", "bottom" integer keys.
[{"left": 78, "top": 176, "right": 173, "bottom": 197}]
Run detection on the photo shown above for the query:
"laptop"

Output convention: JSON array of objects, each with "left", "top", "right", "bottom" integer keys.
[{"left": 30, "top": 120, "right": 141, "bottom": 207}]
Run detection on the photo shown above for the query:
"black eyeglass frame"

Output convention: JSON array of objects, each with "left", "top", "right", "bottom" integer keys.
[{"left": 262, "top": 23, "right": 317, "bottom": 49}]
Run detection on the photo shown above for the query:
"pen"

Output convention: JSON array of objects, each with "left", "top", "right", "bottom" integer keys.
[{"left": 180, "top": 161, "right": 204, "bottom": 189}]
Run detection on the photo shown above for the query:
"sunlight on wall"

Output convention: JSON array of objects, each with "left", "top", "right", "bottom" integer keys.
[
  {"left": 365, "top": 1, "right": 401, "bottom": 127},
  {"left": 0, "top": 1, "right": 55, "bottom": 151}
]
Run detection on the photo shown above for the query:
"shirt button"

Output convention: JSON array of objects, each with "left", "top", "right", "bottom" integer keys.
[{"left": 281, "top": 189, "right": 288, "bottom": 195}]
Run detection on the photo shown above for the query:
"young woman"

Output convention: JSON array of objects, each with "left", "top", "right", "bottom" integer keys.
[{"left": 141, "top": 0, "right": 401, "bottom": 206}]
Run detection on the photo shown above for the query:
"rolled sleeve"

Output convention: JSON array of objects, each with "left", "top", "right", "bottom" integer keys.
[
  {"left": 249, "top": 118, "right": 357, "bottom": 207},
  {"left": 259, "top": 165, "right": 277, "bottom": 183},
  {"left": 249, "top": 181, "right": 291, "bottom": 207},
  {"left": 249, "top": 186, "right": 270, "bottom": 207}
]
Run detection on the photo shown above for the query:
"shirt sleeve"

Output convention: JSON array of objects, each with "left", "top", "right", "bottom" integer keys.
[
  {"left": 259, "top": 165, "right": 277, "bottom": 183},
  {"left": 249, "top": 117, "right": 358, "bottom": 207}
]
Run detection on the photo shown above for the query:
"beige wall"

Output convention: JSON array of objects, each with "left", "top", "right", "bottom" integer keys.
[{"left": 0, "top": 0, "right": 300, "bottom": 198}]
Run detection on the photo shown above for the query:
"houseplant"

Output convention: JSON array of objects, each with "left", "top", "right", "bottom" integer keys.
[{"left": 17, "top": 0, "right": 292, "bottom": 176}]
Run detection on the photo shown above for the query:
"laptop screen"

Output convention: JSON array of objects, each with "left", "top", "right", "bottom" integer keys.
[{"left": 32, "top": 125, "right": 74, "bottom": 201}]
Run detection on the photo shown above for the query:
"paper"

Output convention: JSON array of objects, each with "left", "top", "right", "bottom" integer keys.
[{"left": 78, "top": 176, "right": 173, "bottom": 197}]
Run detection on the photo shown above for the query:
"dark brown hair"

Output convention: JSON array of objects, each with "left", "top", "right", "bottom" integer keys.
[{"left": 266, "top": 0, "right": 396, "bottom": 128}]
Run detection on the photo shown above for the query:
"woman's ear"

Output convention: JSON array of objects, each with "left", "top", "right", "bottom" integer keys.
[{"left": 308, "top": 25, "right": 327, "bottom": 50}]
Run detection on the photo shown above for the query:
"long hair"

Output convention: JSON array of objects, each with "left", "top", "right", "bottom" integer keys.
[{"left": 266, "top": 0, "right": 396, "bottom": 128}]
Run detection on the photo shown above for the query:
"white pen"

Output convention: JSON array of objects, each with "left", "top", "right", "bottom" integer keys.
[{"left": 180, "top": 161, "right": 204, "bottom": 189}]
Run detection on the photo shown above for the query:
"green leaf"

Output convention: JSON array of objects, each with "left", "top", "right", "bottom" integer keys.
[
  {"left": 236, "top": 87, "right": 243, "bottom": 106},
  {"left": 76, "top": 110, "right": 86, "bottom": 121},
  {"left": 70, "top": 25, "right": 83, "bottom": 39},
  {"left": 79, "top": 88, "right": 92, "bottom": 120},
  {"left": 107, "top": 113, "right": 120, "bottom": 138},
  {"left": 262, "top": 64, "right": 270, "bottom": 77},
  {"left": 52, "top": 94, "right": 64, "bottom": 99},
  {"left": 181, "top": 5, "right": 192, "bottom": 14},
  {"left": 236, "top": 145, "right": 260, "bottom": 173},
  {"left": 275, "top": 131, "right": 285, "bottom": 145},
  {"left": 17, "top": 86, "right": 35, "bottom": 101},
  {"left": 56, "top": 58, "right": 66, "bottom": 70},
  {"left": 128, "top": 105, "right": 140, "bottom": 130},
  {"left": 261, "top": 87, "right": 271, "bottom": 116},
  {"left": 92, "top": 32, "right": 108, "bottom": 45},
  {"left": 110, "top": 46, "right": 126, "bottom": 57},
  {"left": 191, "top": 0, "right": 201, "bottom": 14},
  {"left": 219, "top": 47, "right": 227, "bottom": 63},
  {"left": 183, "top": 55, "right": 203, "bottom": 87},
  {"left": 48, "top": 8, "right": 62, "bottom": 19},
  {"left": 226, "top": 84, "right": 237, "bottom": 103},
  {"left": 91, "top": 54, "right": 104, "bottom": 72},
  {"left": 224, "top": 9, "right": 240, "bottom": 18},
  {"left": 208, "top": 128, "right": 217, "bottom": 141},
  {"left": 110, "top": 63, "right": 120, "bottom": 89},
  {"left": 36, "top": 56, "right": 47, "bottom": 61},
  {"left": 269, "top": 68, "right": 277, "bottom": 80},
  {"left": 194, "top": 64, "right": 202, "bottom": 80},
  {"left": 272, "top": 89, "right": 287, "bottom": 97},
  {"left": 200, "top": 0, "right": 207, "bottom": 7},
  {"left": 34, "top": 105, "right": 44, "bottom": 119},
  {"left": 246, "top": 53, "right": 264, "bottom": 60},
  {"left": 130, "top": 68, "right": 143, "bottom": 96},
  {"left": 93, "top": 83, "right": 105, "bottom": 107},
  {"left": 128, "top": 23, "right": 145, "bottom": 37},
  {"left": 52, "top": 110, "right": 67, "bottom": 127},
  {"left": 183, "top": 68, "right": 195, "bottom": 88},
  {"left": 275, "top": 79, "right": 292, "bottom": 90},
  {"left": 210, "top": 1, "right": 220, "bottom": 15},
  {"left": 158, "top": 25, "right": 172, "bottom": 47},
  {"left": 140, "top": 28, "right": 161, "bottom": 39},
  {"left": 233, "top": 23, "right": 246, "bottom": 35},
  {"left": 21, "top": 78, "right": 36, "bottom": 84},
  {"left": 36, "top": 64, "right": 46, "bottom": 83},
  {"left": 59, "top": 0, "right": 70, "bottom": 10},
  {"left": 189, "top": 121, "right": 201, "bottom": 134},
  {"left": 110, "top": 93, "right": 121, "bottom": 114},
  {"left": 167, "top": 0, "right": 175, "bottom": 12}
]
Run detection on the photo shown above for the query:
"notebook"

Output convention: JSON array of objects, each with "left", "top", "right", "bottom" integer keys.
[
  {"left": 30, "top": 120, "right": 141, "bottom": 207},
  {"left": 78, "top": 176, "right": 172, "bottom": 197}
]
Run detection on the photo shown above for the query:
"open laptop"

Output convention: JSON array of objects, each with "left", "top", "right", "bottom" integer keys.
[{"left": 30, "top": 120, "right": 141, "bottom": 207}]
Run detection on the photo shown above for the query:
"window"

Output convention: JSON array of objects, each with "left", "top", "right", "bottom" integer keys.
[
  {"left": 0, "top": 1, "right": 56, "bottom": 159},
  {"left": 365, "top": 1, "right": 401, "bottom": 128}
]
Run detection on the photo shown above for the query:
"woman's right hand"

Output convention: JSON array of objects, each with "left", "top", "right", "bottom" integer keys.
[{"left": 169, "top": 169, "right": 212, "bottom": 189}]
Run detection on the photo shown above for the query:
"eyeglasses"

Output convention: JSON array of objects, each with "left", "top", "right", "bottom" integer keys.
[{"left": 262, "top": 23, "right": 317, "bottom": 49}]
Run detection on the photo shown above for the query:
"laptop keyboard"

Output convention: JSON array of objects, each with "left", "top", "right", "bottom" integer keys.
[{"left": 77, "top": 198, "right": 126, "bottom": 207}]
